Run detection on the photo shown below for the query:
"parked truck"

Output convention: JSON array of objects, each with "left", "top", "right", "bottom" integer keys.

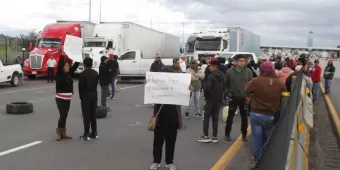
[
  {"left": 185, "top": 27, "right": 260, "bottom": 62},
  {"left": 79, "top": 22, "right": 180, "bottom": 78},
  {"left": 23, "top": 21, "right": 95, "bottom": 78}
]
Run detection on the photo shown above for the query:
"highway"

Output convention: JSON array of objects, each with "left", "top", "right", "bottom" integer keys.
[{"left": 0, "top": 78, "right": 244, "bottom": 170}]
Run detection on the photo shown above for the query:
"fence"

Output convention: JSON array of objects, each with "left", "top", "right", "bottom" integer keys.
[
  {"left": 0, "top": 35, "right": 36, "bottom": 64},
  {"left": 255, "top": 71, "right": 314, "bottom": 170}
]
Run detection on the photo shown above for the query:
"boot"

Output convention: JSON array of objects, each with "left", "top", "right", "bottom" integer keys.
[
  {"left": 56, "top": 128, "right": 62, "bottom": 141},
  {"left": 61, "top": 128, "right": 72, "bottom": 139}
]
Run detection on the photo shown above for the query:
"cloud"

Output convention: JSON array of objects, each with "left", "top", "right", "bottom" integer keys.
[{"left": 0, "top": 0, "right": 339, "bottom": 47}]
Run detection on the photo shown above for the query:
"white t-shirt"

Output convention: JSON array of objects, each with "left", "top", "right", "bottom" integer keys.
[
  {"left": 47, "top": 59, "right": 56, "bottom": 68},
  {"left": 180, "top": 59, "right": 186, "bottom": 72}
]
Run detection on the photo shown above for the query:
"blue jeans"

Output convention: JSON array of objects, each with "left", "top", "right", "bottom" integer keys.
[
  {"left": 250, "top": 112, "right": 274, "bottom": 162},
  {"left": 186, "top": 90, "right": 201, "bottom": 115},
  {"left": 110, "top": 77, "right": 116, "bottom": 97},
  {"left": 312, "top": 82, "right": 320, "bottom": 101},
  {"left": 325, "top": 79, "right": 332, "bottom": 93}
]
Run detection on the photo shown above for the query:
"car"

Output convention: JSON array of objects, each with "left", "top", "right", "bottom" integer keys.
[{"left": 0, "top": 60, "right": 23, "bottom": 86}]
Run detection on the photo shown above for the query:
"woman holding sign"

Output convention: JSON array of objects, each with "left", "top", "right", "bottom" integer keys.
[{"left": 54, "top": 49, "right": 80, "bottom": 141}]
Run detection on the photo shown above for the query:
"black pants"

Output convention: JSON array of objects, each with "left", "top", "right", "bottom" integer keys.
[
  {"left": 81, "top": 98, "right": 97, "bottom": 134},
  {"left": 48, "top": 67, "right": 54, "bottom": 82},
  {"left": 153, "top": 126, "right": 178, "bottom": 164},
  {"left": 203, "top": 102, "right": 221, "bottom": 137},
  {"left": 225, "top": 97, "right": 248, "bottom": 136},
  {"left": 56, "top": 98, "right": 70, "bottom": 128}
]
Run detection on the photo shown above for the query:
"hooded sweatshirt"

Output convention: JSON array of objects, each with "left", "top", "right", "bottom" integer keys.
[
  {"left": 277, "top": 67, "right": 294, "bottom": 84},
  {"left": 203, "top": 70, "right": 224, "bottom": 104}
]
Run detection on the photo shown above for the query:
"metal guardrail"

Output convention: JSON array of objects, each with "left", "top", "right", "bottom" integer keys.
[{"left": 254, "top": 71, "right": 314, "bottom": 170}]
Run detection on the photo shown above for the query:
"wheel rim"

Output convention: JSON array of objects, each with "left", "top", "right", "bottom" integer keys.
[{"left": 14, "top": 77, "right": 19, "bottom": 85}]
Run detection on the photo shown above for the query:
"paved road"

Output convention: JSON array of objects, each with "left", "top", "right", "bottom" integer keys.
[{"left": 0, "top": 78, "right": 244, "bottom": 170}]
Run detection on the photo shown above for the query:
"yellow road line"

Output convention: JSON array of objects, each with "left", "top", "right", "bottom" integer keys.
[
  {"left": 320, "top": 84, "right": 340, "bottom": 138},
  {"left": 211, "top": 125, "right": 251, "bottom": 170},
  {"left": 304, "top": 132, "right": 310, "bottom": 170}
]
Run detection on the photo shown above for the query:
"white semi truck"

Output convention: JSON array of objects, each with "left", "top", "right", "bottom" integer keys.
[
  {"left": 185, "top": 27, "right": 260, "bottom": 62},
  {"left": 78, "top": 22, "right": 180, "bottom": 78}
]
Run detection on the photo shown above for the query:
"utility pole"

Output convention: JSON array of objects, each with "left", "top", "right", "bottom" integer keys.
[
  {"left": 99, "top": 0, "right": 102, "bottom": 23},
  {"left": 89, "top": 0, "right": 92, "bottom": 22},
  {"left": 182, "top": 22, "right": 185, "bottom": 47}
]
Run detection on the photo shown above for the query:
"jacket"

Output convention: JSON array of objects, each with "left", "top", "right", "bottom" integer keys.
[
  {"left": 55, "top": 55, "right": 80, "bottom": 100},
  {"left": 310, "top": 65, "right": 322, "bottom": 83},
  {"left": 186, "top": 67, "right": 204, "bottom": 90},
  {"left": 277, "top": 67, "right": 294, "bottom": 84},
  {"left": 153, "top": 65, "right": 183, "bottom": 129},
  {"left": 99, "top": 63, "right": 112, "bottom": 86},
  {"left": 203, "top": 70, "right": 224, "bottom": 104},
  {"left": 108, "top": 59, "right": 120, "bottom": 77},
  {"left": 224, "top": 67, "right": 253, "bottom": 98},
  {"left": 324, "top": 64, "right": 336, "bottom": 80},
  {"left": 79, "top": 68, "right": 99, "bottom": 101},
  {"left": 245, "top": 72, "right": 287, "bottom": 116},
  {"left": 150, "top": 61, "right": 165, "bottom": 72}
]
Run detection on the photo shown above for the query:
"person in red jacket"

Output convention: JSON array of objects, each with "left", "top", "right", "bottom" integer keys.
[{"left": 310, "top": 60, "right": 322, "bottom": 102}]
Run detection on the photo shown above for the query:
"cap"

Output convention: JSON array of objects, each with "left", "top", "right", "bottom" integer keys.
[
  {"left": 109, "top": 54, "right": 114, "bottom": 58},
  {"left": 173, "top": 58, "right": 180, "bottom": 63},
  {"left": 328, "top": 59, "right": 333, "bottom": 63}
]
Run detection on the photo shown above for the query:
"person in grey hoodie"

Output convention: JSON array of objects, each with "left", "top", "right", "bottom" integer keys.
[
  {"left": 224, "top": 55, "right": 253, "bottom": 141},
  {"left": 197, "top": 60, "right": 224, "bottom": 143}
]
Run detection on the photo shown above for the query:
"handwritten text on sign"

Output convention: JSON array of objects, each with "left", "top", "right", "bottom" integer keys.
[{"left": 144, "top": 72, "right": 191, "bottom": 106}]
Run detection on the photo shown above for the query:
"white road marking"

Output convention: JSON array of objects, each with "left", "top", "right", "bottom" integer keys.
[
  {"left": 0, "top": 86, "right": 54, "bottom": 95},
  {"left": 0, "top": 141, "right": 43, "bottom": 157},
  {"left": 120, "top": 85, "right": 144, "bottom": 90},
  {"left": 134, "top": 104, "right": 149, "bottom": 107}
]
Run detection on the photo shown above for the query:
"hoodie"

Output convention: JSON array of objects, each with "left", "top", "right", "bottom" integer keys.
[
  {"left": 203, "top": 70, "right": 224, "bottom": 104},
  {"left": 277, "top": 67, "right": 294, "bottom": 84}
]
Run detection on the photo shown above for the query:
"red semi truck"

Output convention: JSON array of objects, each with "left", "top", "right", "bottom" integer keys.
[{"left": 23, "top": 21, "right": 95, "bottom": 78}]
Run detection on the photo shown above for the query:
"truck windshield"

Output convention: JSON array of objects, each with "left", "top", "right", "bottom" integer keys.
[
  {"left": 85, "top": 42, "right": 106, "bottom": 47},
  {"left": 195, "top": 39, "right": 221, "bottom": 51},
  {"left": 37, "top": 38, "right": 61, "bottom": 48}
]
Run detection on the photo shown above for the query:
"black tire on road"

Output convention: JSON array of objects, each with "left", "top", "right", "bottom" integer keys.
[
  {"left": 96, "top": 106, "right": 107, "bottom": 118},
  {"left": 6, "top": 102, "right": 33, "bottom": 114},
  {"left": 11, "top": 74, "right": 20, "bottom": 86}
]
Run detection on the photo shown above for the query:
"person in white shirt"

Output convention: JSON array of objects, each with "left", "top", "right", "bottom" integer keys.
[
  {"left": 179, "top": 54, "right": 187, "bottom": 72},
  {"left": 47, "top": 55, "right": 57, "bottom": 83}
]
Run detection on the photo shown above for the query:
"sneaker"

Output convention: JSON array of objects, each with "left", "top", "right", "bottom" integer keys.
[
  {"left": 225, "top": 136, "right": 232, "bottom": 141},
  {"left": 197, "top": 136, "right": 211, "bottom": 143},
  {"left": 149, "top": 163, "right": 161, "bottom": 170},
  {"left": 242, "top": 135, "right": 248, "bottom": 141},
  {"left": 195, "top": 114, "right": 202, "bottom": 118},
  {"left": 185, "top": 112, "right": 189, "bottom": 118},
  {"left": 166, "top": 164, "right": 177, "bottom": 170},
  {"left": 90, "top": 132, "right": 99, "bottom": 139},
  {"left": 110, "top": 96, "right": 116, "bottom": 100},
  {"left": 79, "top": 134, "right": 91, "bottom": 141},
  {"left": 211, "top": 137, "right": 218, "bottom": 143}
]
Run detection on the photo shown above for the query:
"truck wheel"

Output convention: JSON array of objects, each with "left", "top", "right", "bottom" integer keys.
[
  {"left": 6, "top": 102, "right": 33, "bottom": 114},
  {"left": 96, "top": 106, "right": 107, "bottom": 118},
  {"left": 10, "top": 74, "right": 20, "bottom": 86},
  {"left": 28, "top": 75, "right": 36, "bottom": 79}
]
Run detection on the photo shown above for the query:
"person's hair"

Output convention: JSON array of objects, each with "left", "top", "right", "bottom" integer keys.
[
  {"left": 283, "top": 61, "right": 291, "bottom": 67},
  {"left": 83, "top": 57, "right": 93, "bottom": 68},
  {"left": 114, "top": 55, "right": 118, "bottom": 60},
  {"left": 298, "top": 57, "right": 306, "bottom": 66},
  {"left": 218, "top": 57, "right": 226, "bottom": 64},
  {"left": 235, "top": 55, "right": 245, "bottom": 61},
  {"left": 201, "top": 59, "right": 208, "bottom": 65},
  {"left": 210, "top": 60, "right": 221, "bottom": 67},
  {"left": 314, "top": 60, "right": 319, "bottom": 64}
]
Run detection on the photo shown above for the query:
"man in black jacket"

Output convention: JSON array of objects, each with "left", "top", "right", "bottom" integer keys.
[
  {"left": 197, "top": 60, "right": 224, "bottom": 143},
  {"left": 79, "top": 57, "right": 99, "bottom": 141},
  {"left": 99, "top": 56, "right": 112, "bottom": 110},
  {"left": 324, "top": 59, "right": 336, "bottom": 94}
]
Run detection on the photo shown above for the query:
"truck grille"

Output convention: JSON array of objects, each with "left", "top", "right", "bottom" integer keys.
[
  {"left": 30, "top": 55, "right": 43, "bottom": 69},
  {"left": 198, "top": 54, "right": 215, "bottom": 61}
]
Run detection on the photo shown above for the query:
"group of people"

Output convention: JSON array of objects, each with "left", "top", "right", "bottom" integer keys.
[{"left": 54, "top": 49, "right": 120, "bottom": 141}]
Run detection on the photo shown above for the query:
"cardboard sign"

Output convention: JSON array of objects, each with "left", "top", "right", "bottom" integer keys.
[{"left": 63, "top": 35, "right": 83, "bottom": 62}]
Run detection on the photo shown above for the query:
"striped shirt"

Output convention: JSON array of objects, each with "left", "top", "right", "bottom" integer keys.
[{"left": 56, "top": 93, "right": 73, "bottom": 100}]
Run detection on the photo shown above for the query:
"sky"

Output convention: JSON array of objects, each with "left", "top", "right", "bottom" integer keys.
[{"left": 0, "top": 0, "right": 339, "bottom": 47}]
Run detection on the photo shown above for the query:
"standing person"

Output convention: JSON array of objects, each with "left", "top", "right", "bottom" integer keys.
[
  {"left": 99, "top": 56, "right": 112, "bottom": 111},
  {"left": 277, "top": 62, "right": 294, "bottom": 84},
  {"left": 47, "top": 55, "right": 57, "bottom": 83},
  {"left": 323, "top": 59, "right": 336, "bottom": 94},
  {"left": 114, "top": 55, "right": 120, "bottom": 93},
  {"left": 224, "top": 55, "right": 253, "bottom": 141},
  {"left": 185, "top": 59, "right": 204, "bottom": 118},
  {"left": 245, "top": 61, "right": 287, "bottom": 166},
  {"left": 310, "top": 60, "right": 322, "bottom": 102},
  {"left": 197, "top": 60, "right": 224, "bottom": 143},
  {"left": 149, "top": 58, "right": 185, "bottom": 170},
  {"left": 108, "top": 54, "right": 120, "bottom": 99},
  {"left": 150, "top": 54, "right": 165, "bottom": 72},
  {"left": 200, "top": 59, "right": 208, "bottom": 74},
  {"left": 179, "top": 54, "right": 187, "bottom": 73},
  {"left": 55, "top": 53, "right": 80, "bottom": 141},
  {"left": 78, "top": 57, "right": 99, "bottom": 141}
]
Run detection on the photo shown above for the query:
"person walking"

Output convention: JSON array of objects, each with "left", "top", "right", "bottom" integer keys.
[
  {"left": 310, "top": 60, "right": 322, "bottom": 102},
  {"left": 224, "top": 55, "right": 253, "bottom": 141},
  {"left": 276, "top": 62, "right": 294, "bottom": 84},
  {"left": 108, "top": 54, "right": 120, "bottom": 99},
  {"left": 78, "top": 57, "right": 99, "bottom": 141},
  {"left": 47, "top": 55, "right": 57, "bottom": 83},
  {"left": 99, "top": 56, "right": 112, "bottom": 111},
  {"left": 149, "top": 58, "right": 184, "bottom": 170},
  {"left": 55, "top": 53, "right": 80, "bottom": 141},
  {"left": 323, "top": 59, "right": 336, "bottom": 94},
  {"left": 197, "top": 60, "right": 224, "bottom": 143},
  {"left": 245, "top": 61, "right": 287, "bottom": 166},
  {"left": 185, "top": 59, "right": 204, "bottom": 118}
]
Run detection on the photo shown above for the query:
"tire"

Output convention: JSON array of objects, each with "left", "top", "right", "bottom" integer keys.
[
  {"left": 6, "top": 102, "right": 33, "bottom": 114},
  {"left": 96, "top": 106, "right": 107, "bottom": 118},
  {"left": 10, "top": 74, "right": 20, "bottom": 86}
]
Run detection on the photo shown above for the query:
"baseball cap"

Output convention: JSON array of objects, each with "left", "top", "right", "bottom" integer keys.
[
  {"left": 109, "top": 54, "right": 114, "bottom": 58},
  {"left": 173, "top": 58, "right": 180, "bottom": 63}
]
